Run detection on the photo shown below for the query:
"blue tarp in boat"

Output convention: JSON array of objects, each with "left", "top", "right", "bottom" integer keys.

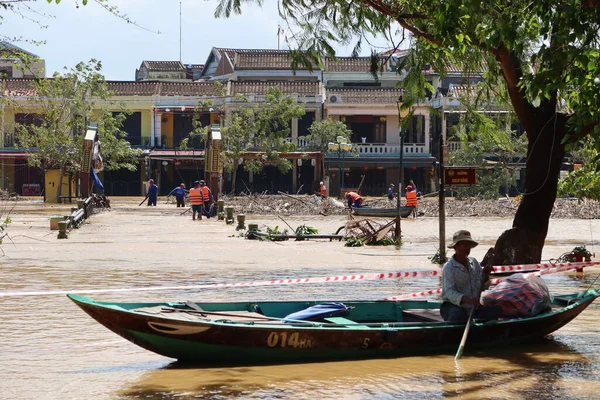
[{"left": 284, "top": 302, "right": 351, "bottom": 321}]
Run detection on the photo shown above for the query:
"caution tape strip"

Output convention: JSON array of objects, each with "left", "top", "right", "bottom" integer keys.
[{"left": 1, "top": 261, "right": 597, "bottom": 298}]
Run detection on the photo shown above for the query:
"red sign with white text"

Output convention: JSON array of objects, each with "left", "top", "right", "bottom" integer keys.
[{"left": 444, "top": 167, "right": 477, "bottom": 186}]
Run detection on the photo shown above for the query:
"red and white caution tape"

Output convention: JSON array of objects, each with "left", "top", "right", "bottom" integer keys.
[
  {"left": 491, "top": 261, "right": 599, "bottom": 273},
  {"left": 384, "top": 261, "right": 598, "bottom": 300},
  {"left": 0, "top": 268, "right": 443, "bottom": 297},
  {"left": 3, "top": 261, "right": 597, "bottom": 298}
]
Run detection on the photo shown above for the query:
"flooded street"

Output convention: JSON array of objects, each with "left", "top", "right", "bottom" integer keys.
[{"left": 2, "top": 197, "right": 600, "bottom": 399}]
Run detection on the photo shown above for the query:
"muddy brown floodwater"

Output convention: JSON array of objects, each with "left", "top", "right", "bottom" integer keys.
[{"left": 2, "top": 197, "right": 600, "bottom": 399}]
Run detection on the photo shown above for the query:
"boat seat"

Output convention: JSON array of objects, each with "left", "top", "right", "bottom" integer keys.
[
  {"left": 401, "top": 309, "right": 445, "bottom": 322},
  {"left": 324, "top": 317, "right": 371, "bottom": 329}
]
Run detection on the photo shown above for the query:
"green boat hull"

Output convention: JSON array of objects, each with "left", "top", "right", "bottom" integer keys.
[{"left": 68, "top": 290, "right": 599, "bottom": 365}]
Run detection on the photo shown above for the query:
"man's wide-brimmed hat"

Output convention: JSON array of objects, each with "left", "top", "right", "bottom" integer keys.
[{"left": 448, "top": 230, "right": 479, "bottom": 249}]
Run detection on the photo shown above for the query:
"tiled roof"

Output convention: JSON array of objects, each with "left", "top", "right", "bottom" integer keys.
[
  {"left": 213, "top": 48, "right": 291, "bottom": 70},
  {"left": 0, "top": 41, "right": 39, "bottom": 58},
  {"left": 107, "top": 81, "right": 222, "bottom": 96},
  {"left": 2, "top": 79, "right": 36, "bottom": 96},
  {"left": 235, "top": 52, "right": 307, "bottom": 70},
  {"left": 325, "top": 87, "right": 404, "bottom": 104},
  {"left": 230, "top": 81, "right": 320, "bottom": 96},
  {"left": 324, "top": 57, "right": 386, "bottom": 73},
  {"left": 159, "top": 82, "right": 222, "bottom": 96},
  {"left": 4, "top": 80, "right": 224, "bottom": 97},
  {"left": 143, "top": 61, "right": 185, "bottom": 71},
  {"left": 187, "top": 64, "right": 204, "bottom": 70},
  {"left": 107, "top": 81, "right": 158, "bottom": 96}
]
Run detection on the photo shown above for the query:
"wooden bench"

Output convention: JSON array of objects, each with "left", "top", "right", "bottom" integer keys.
[{"left": 324, "top": 317, "right": 371, "bottom": 329}]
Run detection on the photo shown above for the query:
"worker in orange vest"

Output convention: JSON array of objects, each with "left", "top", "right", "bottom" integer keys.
[
  {"left": 319, "top": 181, "right": 327, "bottom": 198},
  {"left": 405, "top": 185, "right": 418, "bottom": 218},
  {"left": 346, "top": 191, "right": 363, "bottom": 208},
  {"left": 189, "top": 181, "right": 203, "bottom": 221},
  {"left": 199, "top": 180, "right": 214, "bottom": 219}
]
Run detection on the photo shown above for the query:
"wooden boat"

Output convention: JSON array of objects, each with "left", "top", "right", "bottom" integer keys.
[
  {"left": 68, "top": 289, "right": 599, "bottom": 365},
  {"left": 352, "top": 206, "right": 414, "bottom": 218}
]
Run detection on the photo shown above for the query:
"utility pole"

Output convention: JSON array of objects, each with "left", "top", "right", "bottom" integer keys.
[{"left": 439, "top": 136, "right": 447, "bottom": 261}]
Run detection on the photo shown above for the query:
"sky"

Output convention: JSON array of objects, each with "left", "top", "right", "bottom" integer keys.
[{"left": 2, "top": 0, "right": 396, "bottom": 81}]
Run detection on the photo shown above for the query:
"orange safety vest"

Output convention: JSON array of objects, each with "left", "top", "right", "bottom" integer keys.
[
  {"left": 347, "top": 192, "right": 362, "bottom": 203},
  {"left": 200, "top": 186, "right": 211, "bottom": 202},
  {"left": 406, "top": 191, "right": 418, "bottom": 207},
  {"left": 189, "top": 188, "right": 203, "bottom": 205},
  {"left": 320, "top": 184, "right": 327, "bottom": 197}
]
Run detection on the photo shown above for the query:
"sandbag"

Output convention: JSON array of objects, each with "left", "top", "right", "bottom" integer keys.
[{"left": 481, "top": 274, "right": 551, "bottom": 318}]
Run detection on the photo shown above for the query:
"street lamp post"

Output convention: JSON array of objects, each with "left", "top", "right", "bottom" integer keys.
[{"left": 395, "top": 96, "right": 410, "bottom": 240}]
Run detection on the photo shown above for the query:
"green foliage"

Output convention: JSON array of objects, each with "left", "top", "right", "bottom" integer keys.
[
  {"left": 558, "top": 137, "right": 600, "bottom": 201},
  {"left": 370, "top": 237, "right": 400, "bottom": 246},
  {"left": 345, "top": 237, "right": 365, "bottom": 247},
  {"left": 550, "top": 246, "right": 593, "bottom": 263},
  {"left": 449, "top": 121, "right": 526, "bottom": 199},
  {"left": 428, "top": 248, "right": 448, "bottom": 264},
  {"left": 295, "top": 224, "right": 318, "bottom": 240},
  {"left": 558, "top": 166, "right": 600, "bottom": 201},
  {"left": 0, "top": 215, "right": 11, "bottom": 244},
  {"left": 218, "top": 87, "right": 305, "bottom": 192},
  {"left": 304, "top": 119, "right": 353, "bottom": 152},
  {"left": 14, "top": 60, "right": 141, "bottom": 174}
]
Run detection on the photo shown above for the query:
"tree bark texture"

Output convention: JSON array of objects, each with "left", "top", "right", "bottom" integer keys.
[{"left": 483, "top": 113, "right": 567, "bottom": 266}]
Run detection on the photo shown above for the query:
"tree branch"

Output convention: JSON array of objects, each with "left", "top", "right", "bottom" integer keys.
[{"left": 494, "top": 43, "right": 534, "bottom": 134}]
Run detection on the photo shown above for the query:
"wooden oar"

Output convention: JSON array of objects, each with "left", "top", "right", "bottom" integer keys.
[
  {"left": 455, "top": 271, "right": 488, "bottom": 360},
  {"left": 454, "top": 305, "right": 476, "bottom": 360},
  {"left": 138, "top": 196, "right": 147, "bottom": 206}
]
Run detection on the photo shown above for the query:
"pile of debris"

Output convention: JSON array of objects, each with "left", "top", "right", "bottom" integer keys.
[
  {"left": 221, "top": 193, "right": 348, "bottom": 216},
  {"left": 219, "top": 193, "right": 600, "bottom": 219},
  {"left": 417, "top": 197, "right": 600, "bottom": 219},
  {"left": 339, "top": 218, "right": 397, "bottom": 246},
  {"left": 0, "top": 190, "right": 20, "bottom": 201}
]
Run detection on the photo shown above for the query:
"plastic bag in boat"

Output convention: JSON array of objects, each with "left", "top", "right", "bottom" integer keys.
[
  {"left": 481, "top": 273, "right": 551, "bottom": 318},
  {"left": 284, "top": 302, "right": 352, "bottom": 321}
]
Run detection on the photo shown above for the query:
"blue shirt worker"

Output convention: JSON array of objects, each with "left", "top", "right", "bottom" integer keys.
[
  {"left": 387, "top": 184, "right": 395, "bottom": 201},
  {"left": 146, "top": 179, "right": 158, "bottom": 206},
  {"left": 440, "top": 230, "right": 502, "bottom": 322},
  {"left": 168, "top": 183, "right": 187, "bottom": 207},
  {"left": 199, "top": 180, "right": 214, "bottom": 218}
]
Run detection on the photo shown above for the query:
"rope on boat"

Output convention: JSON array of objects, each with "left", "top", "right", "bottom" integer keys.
[{"left": 1, "top": 261, "right": 598, "bottom": 298}]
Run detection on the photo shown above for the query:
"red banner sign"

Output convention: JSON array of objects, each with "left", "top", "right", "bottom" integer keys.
[{"left": 444, "top": 167, "right": 477, "bottom": 186}]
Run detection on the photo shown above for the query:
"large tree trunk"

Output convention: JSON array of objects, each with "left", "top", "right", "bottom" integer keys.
[{"left": 482, "top": 113, "right": 567, "bottom": 267}]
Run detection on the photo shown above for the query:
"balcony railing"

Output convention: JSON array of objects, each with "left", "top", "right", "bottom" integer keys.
[
  {"left": 284, "top": 137, "right": 309, "bottom": 148},
  {"left": 355, "top": 143, "right": 428, "bottom": 156}
]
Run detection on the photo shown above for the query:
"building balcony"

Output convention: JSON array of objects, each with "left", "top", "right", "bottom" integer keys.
[
  {"left": 354, "top": 143, "right": 428, "bottom": 157},
  {"left": 288, "top": 138, "right": 430, "bottom": 157}
]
